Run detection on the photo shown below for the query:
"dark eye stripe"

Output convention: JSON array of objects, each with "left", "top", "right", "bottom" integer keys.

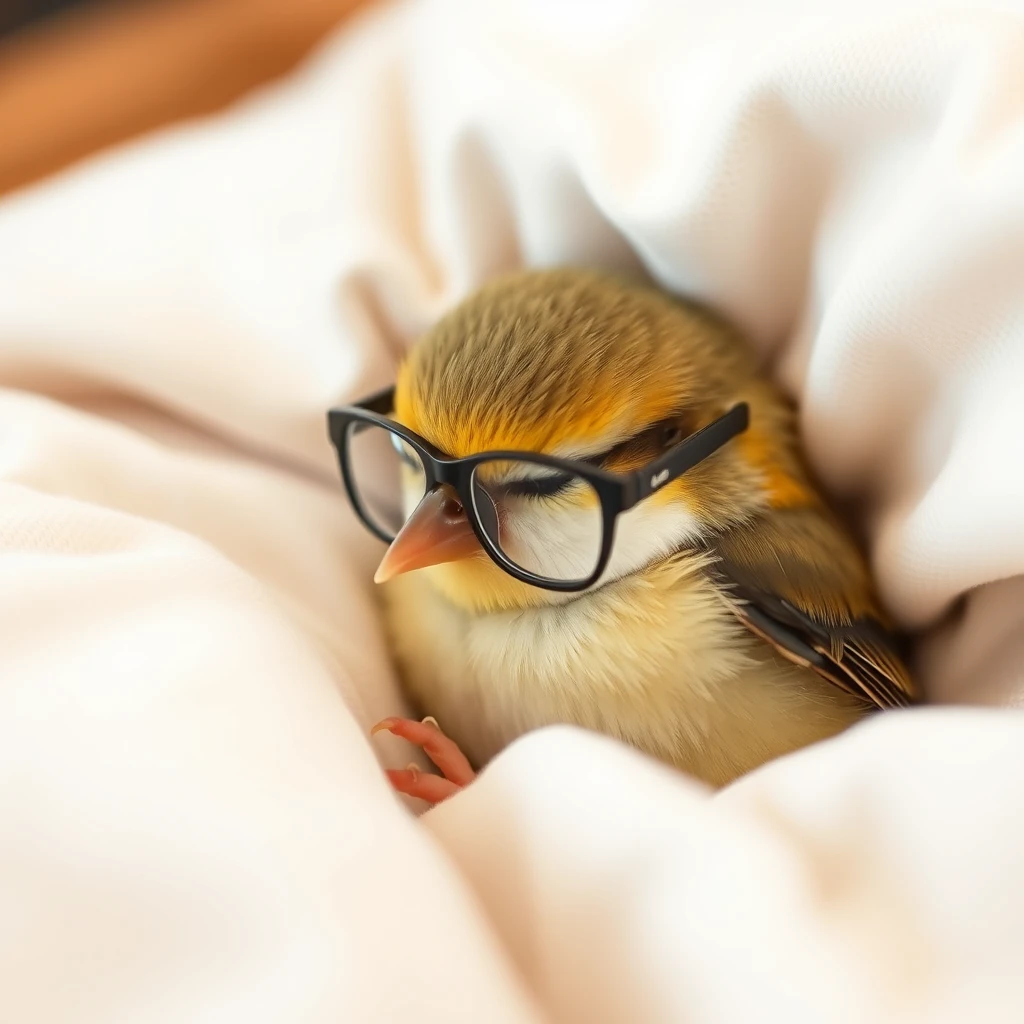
[{"left": 591, "top": 413, "right": 694, "bottom": 469}]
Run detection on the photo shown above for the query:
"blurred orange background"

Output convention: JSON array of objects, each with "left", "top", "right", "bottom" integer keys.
[{"left": 0, "top": 0, "right": 374, "bottom": 197}]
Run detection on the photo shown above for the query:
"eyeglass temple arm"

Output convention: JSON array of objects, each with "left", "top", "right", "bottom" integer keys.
[
  {"left": 358, "top": 385, "right": 396, "bottom": 414},
  {"left": 629, "top": 403, "right": 750, "bottom": 505},
  {"left": 327, "top": 386, "right": 397, "bottom": 442}
]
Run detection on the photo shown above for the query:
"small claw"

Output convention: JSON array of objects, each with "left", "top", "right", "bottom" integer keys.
[
  {"left": 421, "top": 716, "right": 439, "bottom": 728},
  {"left": 370, "top": 717, "right": 398, "bottom": 737}
]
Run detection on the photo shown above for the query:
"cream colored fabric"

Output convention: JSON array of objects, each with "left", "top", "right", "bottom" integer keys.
[{"left": 2, "top": 1, "right": 1024, "bottom": 1020}]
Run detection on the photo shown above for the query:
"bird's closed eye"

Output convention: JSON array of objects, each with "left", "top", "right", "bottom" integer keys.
[{"left": 502, "top": 472, "right": 574, "bottom": 499}]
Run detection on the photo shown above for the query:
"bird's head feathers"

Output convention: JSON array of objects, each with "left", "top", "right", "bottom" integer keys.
[{"left": 382, "top": 268, "right": 816, "bottom": 613}]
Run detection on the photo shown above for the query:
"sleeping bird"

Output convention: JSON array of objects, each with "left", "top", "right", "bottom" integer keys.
[{"left": 329, "top": 267, "right": 915, "bottom": 804}]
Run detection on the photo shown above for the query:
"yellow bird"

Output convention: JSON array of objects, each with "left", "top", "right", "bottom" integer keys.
[{"left": 328, "top": 268, "right": 915, "bottom": 804}]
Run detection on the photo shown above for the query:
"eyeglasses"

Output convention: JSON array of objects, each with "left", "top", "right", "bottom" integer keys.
[{"left": 327, "top": 387, "right": 749, "bottom": 592}]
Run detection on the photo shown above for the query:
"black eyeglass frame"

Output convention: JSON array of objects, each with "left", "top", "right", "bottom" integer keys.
[{"left": 327, "top": 387, "right": 750, "bottom": 593}]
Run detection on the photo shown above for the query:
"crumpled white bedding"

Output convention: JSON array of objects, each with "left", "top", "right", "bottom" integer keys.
[{"left": 2, "top": 0, "right": 1024, "bottom": 1020}]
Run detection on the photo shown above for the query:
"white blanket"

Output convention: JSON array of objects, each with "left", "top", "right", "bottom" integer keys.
[{"left": 3, "top": 1, "right": 1024, "bottom": 1020}]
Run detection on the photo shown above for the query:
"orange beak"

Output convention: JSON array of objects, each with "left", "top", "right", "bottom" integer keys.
[{"left": 374, "top": 485, "right": 484, "bottom": 583}]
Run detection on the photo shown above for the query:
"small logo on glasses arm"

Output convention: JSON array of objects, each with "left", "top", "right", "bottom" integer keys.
[{"left": 650, "top": 469, "right": 670, "bottom": 489}]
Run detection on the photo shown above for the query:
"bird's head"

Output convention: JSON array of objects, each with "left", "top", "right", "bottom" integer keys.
[{"left": 376, "top": 268, "right": 811, "bottom": 614}]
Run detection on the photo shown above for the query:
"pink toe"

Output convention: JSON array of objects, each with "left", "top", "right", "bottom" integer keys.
[
  {"left": 371, "top": 717, "right": 476, "bottom": 786},
  {"left": 386, "top": 769, "right": 463, "bottom": 805}
]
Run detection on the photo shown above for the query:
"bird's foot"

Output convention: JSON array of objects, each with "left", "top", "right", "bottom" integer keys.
[{"left": 370, "top": 716, "right": 476, "bottom": 806}]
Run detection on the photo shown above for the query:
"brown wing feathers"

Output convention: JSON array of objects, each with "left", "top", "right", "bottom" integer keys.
[{"left": 705, "top": 506, "right": 916, "bottom": 709}]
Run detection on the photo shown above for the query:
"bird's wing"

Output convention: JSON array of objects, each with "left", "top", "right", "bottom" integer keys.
[{"left": 705, "top": 506, "right": 916, "bottom": 710}]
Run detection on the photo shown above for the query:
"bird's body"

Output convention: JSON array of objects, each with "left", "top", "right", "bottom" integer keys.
[
  {"left": 384, "top": 548, "right": 865, "bottom": 786},
  {"left": 360, "top": 268, "right": 913, "bottom": 792}
]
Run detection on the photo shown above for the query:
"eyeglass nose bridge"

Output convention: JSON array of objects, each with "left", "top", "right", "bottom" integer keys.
[
  {"left": 420, "top": 456, "right": 466, "bottom": 517},
  {"left": 428, "top": 458, "right": 463, "bottom": 490}
]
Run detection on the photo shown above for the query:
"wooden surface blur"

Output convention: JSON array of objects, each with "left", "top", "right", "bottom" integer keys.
[{"left": 0, "top": 0, "right": 375, "bottom": 196}]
